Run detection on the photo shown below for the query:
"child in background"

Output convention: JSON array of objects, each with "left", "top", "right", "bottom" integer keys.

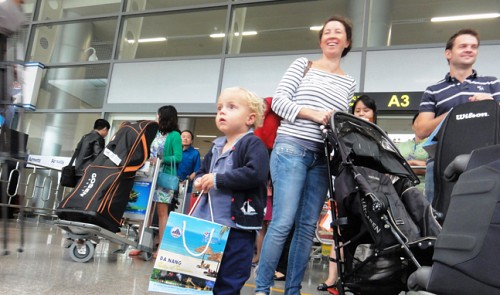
[{"left": 193, "top": 87, "right": 270, "bottom": 294}]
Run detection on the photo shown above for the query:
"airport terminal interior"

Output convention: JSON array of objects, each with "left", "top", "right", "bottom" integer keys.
[{"left": 2, "top": 0, "right": 500, "bottom": 294}]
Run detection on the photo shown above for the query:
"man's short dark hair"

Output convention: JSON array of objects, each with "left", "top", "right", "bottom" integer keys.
[
  {"left": 445, "top": 28, "right": 480, "bottom": 51},
  {"left": 94, "top": 119, "right": 110, "bottom": 131}
]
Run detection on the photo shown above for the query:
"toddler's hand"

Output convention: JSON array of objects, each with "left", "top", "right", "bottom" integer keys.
[
  {"left": 199, "top": 173, "right": 215, "bottom": 191},
  {"left": 194, "top": 178, "right": 202, "bottom": 191}
]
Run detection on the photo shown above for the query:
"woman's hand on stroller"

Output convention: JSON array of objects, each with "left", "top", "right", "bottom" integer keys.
[{"left": 301, "top": 108, "right": 334, "bottom": 125}]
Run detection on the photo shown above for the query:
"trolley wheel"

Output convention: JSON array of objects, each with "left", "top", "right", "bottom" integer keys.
[
  {"left": 142, "top": 251, "right": 153, "bottom": 261},
  {"left": 69, "top": 240, "right": 95, "bottom": 263}
]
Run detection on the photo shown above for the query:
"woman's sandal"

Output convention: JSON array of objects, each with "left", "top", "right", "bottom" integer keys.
[
  {"left": 128, "top": 249, "right": 142, "bottom": 257},
  {"left": 317, "top": 282, "right": 337, "bottom": 291},
  {"left": 273, "top": 271, "right": 286, "bottom": 281}
]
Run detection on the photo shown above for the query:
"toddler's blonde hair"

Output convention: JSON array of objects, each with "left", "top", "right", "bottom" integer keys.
[{"left": 221, "top": 87, "right": 265, "bottom": 129}]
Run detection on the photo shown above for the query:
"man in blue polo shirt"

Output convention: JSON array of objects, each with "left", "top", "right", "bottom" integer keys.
[
  {"left": 177, "top": 130, "right": 201, "bottom": 195},
  {"left": 415, "top": 28, "right": 500, "bottom": 138},
  {"left": 414, "top": 28, "right": 500, "bottom": 202}
]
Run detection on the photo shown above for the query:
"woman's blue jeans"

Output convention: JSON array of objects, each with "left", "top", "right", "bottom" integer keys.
[{"left": 255, "top": 139, "right": 329, "bottom": 294}]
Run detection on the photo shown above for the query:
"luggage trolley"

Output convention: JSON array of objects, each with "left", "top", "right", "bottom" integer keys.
[{"left": 54, "top": 161, "right": 161, "bottom": 263}]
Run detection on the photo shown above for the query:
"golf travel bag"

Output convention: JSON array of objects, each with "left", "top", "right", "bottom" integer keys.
[{"left": 56, "top": 120, "right": 159, "bottom": 232}]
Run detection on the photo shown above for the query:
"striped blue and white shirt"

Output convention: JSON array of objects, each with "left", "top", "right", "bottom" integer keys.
[
  {"left": 419, "top": 70, "right": 500, "bottom": 116},
  {"left": 272, "top": 57, "right": 356, "bottom": 144}
]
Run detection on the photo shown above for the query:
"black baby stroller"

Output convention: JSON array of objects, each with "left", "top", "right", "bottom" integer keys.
[{"left": 323, "top": 112, "right": 441, "bottom": 295}]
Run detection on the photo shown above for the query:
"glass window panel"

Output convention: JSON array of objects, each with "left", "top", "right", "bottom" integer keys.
[
  {"left": 18, "top": 113, "right": 102, "bottom": 157},
  {"left": 126, "top": 0, "right": 225, "bottom": 12},
  {"left": 108, "top": 59, "right": 220, "bottom": 104},
  {"left": 5, "top": 27, "right": 29, "bottom": 61},
  {"left": 369, "top": 0, "right": 500, "bottom": 47},
  {"left": 377, "top": 115, "right": 414, "bottom": 143},
  {"left": 22, "top": 0, "right": 37, "bottom": 21},
  {"left": 28, "top": 18, "right": 117, "bottom": 64},
  {"left": 36, "top": 64, "right": 109, "bottom": 109},
  {"left": 117, "top": 9, "right": 227, "bottom": 59},
  {"left": 227, "top": 0, "right": 364, "bottom": 54},
  {"left": 36, "top": 0, "right": 121, "bottom": 21},
  {"left": 222, "top": 53, "right": 361, "bottom": 96}
]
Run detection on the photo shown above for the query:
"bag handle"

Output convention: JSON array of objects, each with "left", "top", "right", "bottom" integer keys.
[
  {"left": 161, "top": 136, "right": 178, "bottom": 176},
  {"left": 303, "top": 60, "right": 312, "bottom": 77},
  {"left": 182, "top": 220, "right": 215, "bottom": 257},
  {"left": 169, "top": 157, "right": 177, "bottom": 176},
  {"left": 68, "top": 138, "right": 83, "bottom": 166},
  {"left": 187, "top": 190, "right": 214, "bottom": 223},
  {"left": 182, "top": 190, "right": 217, "bottom": 257}
]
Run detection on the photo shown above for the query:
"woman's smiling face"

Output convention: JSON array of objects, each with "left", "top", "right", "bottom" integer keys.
[{"left": 320, "top": 20, "right": 349, "bottom": 58}]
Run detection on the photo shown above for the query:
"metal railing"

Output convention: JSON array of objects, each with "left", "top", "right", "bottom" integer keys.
[{"left": 1, "top": 158, "right": 70, "bottom": 222}]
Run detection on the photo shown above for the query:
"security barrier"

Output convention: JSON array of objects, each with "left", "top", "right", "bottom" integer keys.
[{"left": 1, "top": 158, "right": 69, "bottom": 222}]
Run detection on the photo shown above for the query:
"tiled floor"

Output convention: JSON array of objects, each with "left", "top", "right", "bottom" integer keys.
[{"left": 0, "top": 218, "right": 333, "bottom": 295}]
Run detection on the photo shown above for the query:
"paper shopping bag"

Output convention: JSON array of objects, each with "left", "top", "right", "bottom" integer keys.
[{"left": 149, "top": 212, "right": 230, "bottom": 294}]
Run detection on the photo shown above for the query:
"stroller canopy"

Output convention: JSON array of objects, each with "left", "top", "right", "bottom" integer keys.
[{"left": 331, "top": 112, "right": 419, "bottom": 185}]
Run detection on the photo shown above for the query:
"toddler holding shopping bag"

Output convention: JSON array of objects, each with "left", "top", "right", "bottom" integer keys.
[{"left": 193, "top": 87, "right": 270, "bottom": 294}]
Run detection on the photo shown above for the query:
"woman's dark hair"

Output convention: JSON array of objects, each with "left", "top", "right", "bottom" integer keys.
[
  {"left": 157, "top": 105, "right": 179, "bottom": 135},
  {"left": 319, "top": 15, "right": 353, "bottom": 58},
  {"left": 351, "top": 95, "right": 377, "bottom": 124}
]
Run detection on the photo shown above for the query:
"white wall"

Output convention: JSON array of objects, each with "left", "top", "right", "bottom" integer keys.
[
  {"left": 221, "top": 52, "right": 362, "bottom": 97},
  {"left": 107, "top": 59, "right": 221, "bottom": 104},
  {"left": 364, "top": 44, "right": 500, "bottom": 92},
  {"left": 106, "top": 45, "right": 500, "bottom": 108},
  {"left": 107, "top": 53, "right": 361, "bottom": 108}
]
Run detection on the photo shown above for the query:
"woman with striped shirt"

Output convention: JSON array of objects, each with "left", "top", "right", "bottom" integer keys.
[{"left": 255, "top": 15, "right": 356, "bottom": 295}]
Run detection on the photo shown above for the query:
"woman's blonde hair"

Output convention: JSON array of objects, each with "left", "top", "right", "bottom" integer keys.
[{"left": 221, "top": 87, "right": 265, "bottom": 129}]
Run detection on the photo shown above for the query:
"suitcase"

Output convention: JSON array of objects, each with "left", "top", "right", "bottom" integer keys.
[{"left": 56, "top": 120, "right": 159, "bottom": 232}]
